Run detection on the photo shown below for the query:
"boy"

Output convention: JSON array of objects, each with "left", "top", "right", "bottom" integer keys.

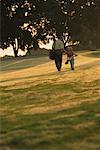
[{"left": 65, "top": 46, "right": 77, "bottom": 70}]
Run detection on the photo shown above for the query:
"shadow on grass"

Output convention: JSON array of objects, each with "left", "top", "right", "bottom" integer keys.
[
  {"left": 0, "top": 100, "right": 100, "bottom": 150},
  {"left": 1, "top": 58, "right": 100, "bottom": 84},
  {"left": 0, "top": 78, "right": 99, "bottom": 108},
  {"left": 81, "top": 50, "right": 100, "bottom": 58},
  {"left": 76, "top": 60, "right": 100, "bottom": 70},
  {"left": 0, "top": 56, "right": 51, "bottom": 72},
  {"left": 0, "top": 76, "right": 100, "bottom": 150},
  {"left": 0, "top": 71, "right": 59, "bottom": 83}
]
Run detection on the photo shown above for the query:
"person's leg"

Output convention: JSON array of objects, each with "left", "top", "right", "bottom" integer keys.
[
  {"left": 59, "top": 52, "right": 62, "bottom": 70},
  {"left": 70, "top": 58, "right": 74, "bottom": 70},
  {"left": 65, "top": 59, "right": 69, "bottom": 64},
  {"left": 54, "top": 52, "right": 59, "bottom": 71},
  {"left": 55, "top": 52, "right": 62, "bottom": 71}
]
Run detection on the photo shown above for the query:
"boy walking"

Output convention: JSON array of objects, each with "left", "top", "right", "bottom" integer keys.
[{"left": 65, "top": 46, "right": 77, "bottom": 70}]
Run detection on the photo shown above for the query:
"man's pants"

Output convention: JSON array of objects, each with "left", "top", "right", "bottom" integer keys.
[{"left": 54, "top": 51, "right": 62, "bottom": 71}]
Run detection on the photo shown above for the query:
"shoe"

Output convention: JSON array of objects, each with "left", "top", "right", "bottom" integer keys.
[
  {"left": 65, "top": 60, "right": 68, "bottom": 64},
  {"left": 58, "top": 68, "right": 61, "bottom": 71}
]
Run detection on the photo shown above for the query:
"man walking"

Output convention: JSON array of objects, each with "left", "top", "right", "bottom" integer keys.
[{"left": 52, "top": 35, "right": 64, "bottom": 71}]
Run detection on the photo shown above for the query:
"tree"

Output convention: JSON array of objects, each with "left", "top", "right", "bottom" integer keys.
[{"left": 1, "top": 0, "right": 100, "bottom": 57}]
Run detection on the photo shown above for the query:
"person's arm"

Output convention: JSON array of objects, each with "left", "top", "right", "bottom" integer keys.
[
  {"left": 71, "top": 47, "right": 78, "bottom": 57},
  {"left": 67, "top": 53, "right": 69, "bottom": 60},
  {"left": 73, "top": 52, "right": 78, "bottom": 57},
  {"left": 52, "top": 42, "right": 55, "bottom": 50}
]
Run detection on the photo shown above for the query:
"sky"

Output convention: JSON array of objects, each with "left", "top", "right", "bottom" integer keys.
[
  {"left": 0, "top": 45, "right": 27, "bottom": 57},
  {"left": 38, "top": 39, "right": 53, "bottom": 50},
  {"left": 0, "top": 40, "right": 54, "bottom": 57}
]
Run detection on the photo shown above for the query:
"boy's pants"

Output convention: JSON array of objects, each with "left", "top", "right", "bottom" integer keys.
[{"left": 69, "top": 57, "right": 74, "bottom": 70}]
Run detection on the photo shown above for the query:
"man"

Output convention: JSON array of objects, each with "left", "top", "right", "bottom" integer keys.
[
  {"left": 52, "top": 35, "right": 64, "bottom": 71},
  {"left": 65, "top": 46, "right": 77, "bottom": 70}
]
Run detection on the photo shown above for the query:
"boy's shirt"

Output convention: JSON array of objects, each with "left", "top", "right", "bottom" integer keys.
[{"left": 66, "top": 46, "right": 77, "bottom": 60}]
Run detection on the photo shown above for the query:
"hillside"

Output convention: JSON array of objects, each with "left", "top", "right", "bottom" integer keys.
[{"left": 0, "top": 50, "right": 100, "bottom": 150}]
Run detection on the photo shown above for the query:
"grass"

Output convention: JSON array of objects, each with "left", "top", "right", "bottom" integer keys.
[{"left": 0, "top": 50, "right": 100, "bottom": 150}]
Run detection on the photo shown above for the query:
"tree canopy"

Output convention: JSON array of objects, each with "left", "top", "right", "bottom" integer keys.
[{"left": 1, "top": 0, "right": 100, "bottom": 56}]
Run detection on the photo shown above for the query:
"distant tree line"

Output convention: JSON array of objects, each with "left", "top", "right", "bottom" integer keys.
[{"left": 1, "top": 0, "right": 100, "bottom": 57}]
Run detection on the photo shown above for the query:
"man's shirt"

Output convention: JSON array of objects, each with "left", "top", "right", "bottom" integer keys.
[{"left": 52, "top": 39, "right": 64, "bottom": 50}]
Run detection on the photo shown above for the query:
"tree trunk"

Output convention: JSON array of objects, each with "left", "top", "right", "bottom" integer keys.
[
  {"left": 12, "top": 38, "right": 19, "bottom": 57},
  {"left": 13, "top": 48, "right": 18, "bottom": 57}
]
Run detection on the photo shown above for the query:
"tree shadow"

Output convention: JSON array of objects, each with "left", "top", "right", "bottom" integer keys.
[
  {"left": 0, "top": 55, "right": 51, "bottom": 72},
  {"left": 82, "top": 50, "right": 100, "bottom": 58},
  {"left": 0, "top": 71, "right": 60, "bottom": 84}
]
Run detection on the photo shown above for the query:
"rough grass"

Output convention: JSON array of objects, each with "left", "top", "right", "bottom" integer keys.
[{"left": 0, "top": 50, "right": 100, "bottom": 150}]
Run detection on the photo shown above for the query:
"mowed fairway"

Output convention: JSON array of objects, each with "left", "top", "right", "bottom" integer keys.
[{"left": 0, "top": 50, "right": 100, "bottom": 150}]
